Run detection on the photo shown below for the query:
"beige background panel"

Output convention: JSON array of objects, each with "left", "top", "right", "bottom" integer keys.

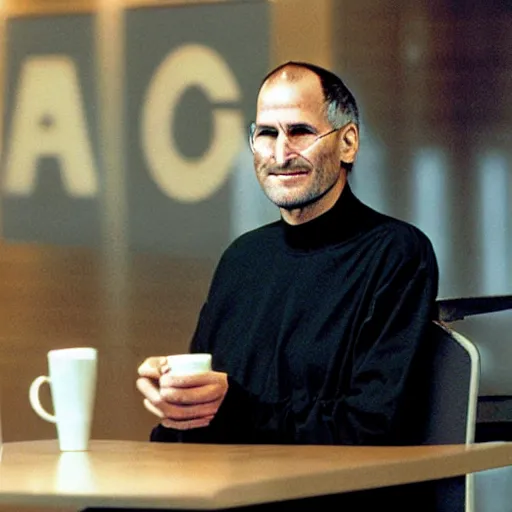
[{"left": 271, "top": 0, "right": 333, "bottom": 68}]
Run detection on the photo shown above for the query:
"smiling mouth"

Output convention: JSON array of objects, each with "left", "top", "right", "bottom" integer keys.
[{"left": 270, "top": 170, "right": 309, "bottom": 177}]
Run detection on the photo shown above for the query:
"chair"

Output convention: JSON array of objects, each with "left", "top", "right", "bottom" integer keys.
[
  {"left": 437, "top": 295, "right": 512, "bottom": 512},
  {"left": 422, "top": 321, "right": 480, "bottom": 512}
]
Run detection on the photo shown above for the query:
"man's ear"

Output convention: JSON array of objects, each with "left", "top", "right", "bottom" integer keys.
[{"left": 339, "top": 123, "right": 359, "bottom": 164}]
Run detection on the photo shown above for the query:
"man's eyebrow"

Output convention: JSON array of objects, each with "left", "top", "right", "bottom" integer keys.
[
  {"left": 255, "top": 122, "right": 316, "bottom": 131},
  {"left": 254, "top": 123, "right": 277, "bottom": 130},
  {"left": 287, "top": 122, "right": 316, "bottom": 131}
]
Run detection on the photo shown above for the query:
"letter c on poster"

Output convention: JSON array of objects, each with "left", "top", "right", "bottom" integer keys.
[{"left": 141, "top": 44, "right": 244, "bottom": 202}]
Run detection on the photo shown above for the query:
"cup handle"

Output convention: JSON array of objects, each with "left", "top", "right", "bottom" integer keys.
[{"left": 29, "top": 376, "right": 57, "bottom": 423}]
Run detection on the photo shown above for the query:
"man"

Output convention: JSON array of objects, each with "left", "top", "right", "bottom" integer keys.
[
  {"left": 138, "top": 60, "right": 438, "bottom": 450},
  {"left": 137, "top": 62, "right": 438, "bottom": 449}
]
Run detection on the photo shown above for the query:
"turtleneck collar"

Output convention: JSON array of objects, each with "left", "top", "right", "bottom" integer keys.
[{"left": 282, "top": 183, "right": 371, "bottom": 252}]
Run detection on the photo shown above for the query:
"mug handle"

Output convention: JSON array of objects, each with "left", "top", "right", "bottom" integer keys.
[{"left": 29, "top": 376, "right": 57, "bottom": 423}]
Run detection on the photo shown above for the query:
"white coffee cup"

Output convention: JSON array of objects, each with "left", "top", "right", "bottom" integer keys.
[
  {"left": 29, "top": 347, "right": 97, "bottom": 451},
  {"left": 166, "top": 353, "right": 212, "bottom": 376}
]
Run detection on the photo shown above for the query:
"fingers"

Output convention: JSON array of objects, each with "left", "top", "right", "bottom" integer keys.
[
  {"left": 161, "top": 400, "right": 222, "bottom": 421},
  {"left": 144, "top": 392, "right": 219, "bottom": 428},
  {"left": 138, "top": 356, "right": 169, "bottom": 379},
  {"left": 159, "top": 370, "right": 225, "bottom": 388},
  {"left": 161, "top": 415, "right": 215, "bottom": 430},
  {"left": 139, "top": 379, "right": 215, "bottom": 420},
  {"left": 144, "top": 397, "right": 215, "bottom": 429},
  {"left": 136, "top": 377, "right": 162, "bottom": 403},
  {"left": 143, "top": 398, "right": 165, "bottom": 419},
  {"left": 138, "top": 375, "right": 223, "bottom": 422},
  {"left": 159, "top": 382, "right": 225, "bottom": 405},
  {"left": 138, "top": 378, "right": 169, "bottom": 421}
]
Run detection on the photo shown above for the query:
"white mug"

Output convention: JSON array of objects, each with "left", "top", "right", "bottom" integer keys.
[
  {"left": 166, "top": 353, "right": 212, "bottom": 376},
  {"left": 29, "top": 347, "right": 97, "bottom": 451}
]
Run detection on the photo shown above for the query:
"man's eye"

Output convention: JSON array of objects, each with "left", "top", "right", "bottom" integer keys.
[
  {"left": 256, "top": 128, "right": 277, "bottom": 138},
  {"left": 288, "top": 126, "right": 314, "bottom": 137}
]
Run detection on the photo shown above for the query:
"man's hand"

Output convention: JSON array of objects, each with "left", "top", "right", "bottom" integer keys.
[{"left": 137, "top": 357, "right": 228, "bottom": 430}]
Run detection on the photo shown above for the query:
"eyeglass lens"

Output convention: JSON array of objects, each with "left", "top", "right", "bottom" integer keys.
[{"left": 250, "top": 123, "right": 337, "bottom": 154}]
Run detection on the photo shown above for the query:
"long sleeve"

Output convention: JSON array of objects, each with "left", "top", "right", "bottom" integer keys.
[{"left": 311, "top": 239, "right": 439, "bottom": 445}]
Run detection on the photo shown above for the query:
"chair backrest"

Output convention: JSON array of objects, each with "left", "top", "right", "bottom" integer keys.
[
  {"left": 421, "top": 321, "right": 480, "bottom": 512},
  {"left": 422, "top": 321, "right": 480, "bottom": 445}
]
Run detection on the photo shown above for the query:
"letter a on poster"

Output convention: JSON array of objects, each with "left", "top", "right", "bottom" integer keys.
[{"left": 3, "top": 56, "right": 98, "bottom": 197}]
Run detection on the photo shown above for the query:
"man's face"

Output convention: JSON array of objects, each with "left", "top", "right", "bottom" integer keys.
[{"left": 253, "top": 72, "right": 346, "bottom": 222}]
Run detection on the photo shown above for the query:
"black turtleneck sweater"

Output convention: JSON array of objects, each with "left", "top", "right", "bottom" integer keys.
[{"left": 151, "top": 184, "right": 439, "bottom": 446}]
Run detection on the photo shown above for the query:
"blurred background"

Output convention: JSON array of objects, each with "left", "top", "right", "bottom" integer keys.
[{"left": 0, "top": 0, "right": 510, "bottom": 461}]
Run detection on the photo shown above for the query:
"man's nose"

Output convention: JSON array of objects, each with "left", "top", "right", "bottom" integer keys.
[{"left": 273, "top": 133, "right": 296, "bottom": 165}]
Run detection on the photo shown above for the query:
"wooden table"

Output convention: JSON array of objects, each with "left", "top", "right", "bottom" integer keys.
[{"left": 0, "top": 440, "right": 512, "bottom": 510}]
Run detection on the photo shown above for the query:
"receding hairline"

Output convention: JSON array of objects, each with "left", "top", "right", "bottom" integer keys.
[
  {"left": 261, "top": 64, "right": 321, "bottom": 89},
  {"left": 257, "top": 65, "right": 326, "bottom": 110}
]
